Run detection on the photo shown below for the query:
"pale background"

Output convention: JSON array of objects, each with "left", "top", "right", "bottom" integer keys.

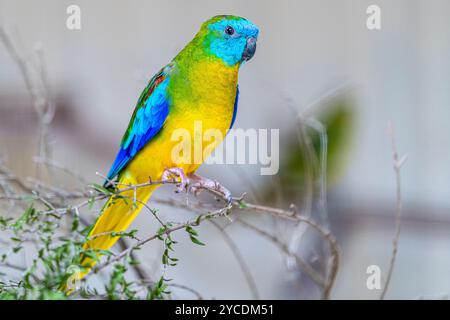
[{"left": 1, "top": 0, "right": 450, "bottom": 299}]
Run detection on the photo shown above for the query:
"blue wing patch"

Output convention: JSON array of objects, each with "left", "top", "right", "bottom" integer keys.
[
  {"left": 230, "top": 85, "right": 239, "bottom": 129},
  {"left": 105, "top": 73, "right": 171, "bottom": 183}
]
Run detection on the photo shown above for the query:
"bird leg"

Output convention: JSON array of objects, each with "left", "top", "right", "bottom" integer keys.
[
  {"left": 162, "top": 167, "right": 190, "bottom": 193},
  {"left": 187, "top": 173, "right": 232, "bottom": 204}
]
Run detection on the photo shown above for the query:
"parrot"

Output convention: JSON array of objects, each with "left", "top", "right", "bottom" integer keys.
[{"left": 75, "top": 15, "right": 259, "bottom": 281}]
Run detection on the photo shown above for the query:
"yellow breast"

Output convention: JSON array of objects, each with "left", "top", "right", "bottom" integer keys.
[{"left": 125, "top": 58, "right": 239, "bottom": 183}]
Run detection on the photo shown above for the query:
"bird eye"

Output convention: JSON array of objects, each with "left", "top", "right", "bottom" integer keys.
[{"left": 225, "top": 25, "right": 235, "bottom": 35}]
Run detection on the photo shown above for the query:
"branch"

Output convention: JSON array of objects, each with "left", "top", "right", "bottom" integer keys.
[
  {"left": 380, "top": 122, "right": 407, "bottom": 299},
  {"left": 236, "top": 217, "right": 325, "bottom": 288},
  {"left": 209, "top": 220, "right": 260, "bottom": 299},
  {"left": 0, "top": 26, "right": 55, "bottom": 160},
  {"left": 86, "top": 205, "right": 232, "bottom": 278},
  {"left": 0, "top": 167, "right": 340, "bottom": 297},
  {"left": 236, "top": 201, "right": 340, "bottom": 299},
  {"left": 0, "top": 161, "right": 339, "bottom": 298}
]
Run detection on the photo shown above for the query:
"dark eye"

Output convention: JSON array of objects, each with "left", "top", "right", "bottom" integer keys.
[{"left": 225, "top": 25, "right": 235, "bottom": 35}]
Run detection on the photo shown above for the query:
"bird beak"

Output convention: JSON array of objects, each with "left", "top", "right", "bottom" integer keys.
[{"left": 242, "top": 37, "right": 257, "bottom": 62}]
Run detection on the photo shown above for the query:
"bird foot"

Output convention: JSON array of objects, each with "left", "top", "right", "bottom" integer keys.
[
  {"left": 162, "top": 167, "right": 190, "bottom": 193},
  {"left": 187, "top": 173, "right": 232, "bottom": 204}
]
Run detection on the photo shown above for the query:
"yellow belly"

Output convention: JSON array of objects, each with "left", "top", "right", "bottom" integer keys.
[
  {"left": 121, "top": 58, "right": 239, "bottom": 185},
  {"left": 123, "top": 112, "right": 230, "bottom": 184}
]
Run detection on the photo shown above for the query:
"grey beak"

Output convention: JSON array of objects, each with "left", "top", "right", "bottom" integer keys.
[{"left": 242, "top": 37, "right": 257, "bottom": 61}]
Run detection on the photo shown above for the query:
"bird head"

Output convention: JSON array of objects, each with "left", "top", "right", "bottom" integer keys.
[{"left": 199, "top": 15, "right": 259, "bottom": 66}]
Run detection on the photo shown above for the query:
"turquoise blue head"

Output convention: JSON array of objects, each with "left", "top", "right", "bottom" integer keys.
[{"left": 200, "top": 15, "right": 259, "bottom": 66}]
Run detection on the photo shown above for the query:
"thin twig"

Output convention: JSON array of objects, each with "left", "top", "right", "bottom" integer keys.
[
  {"left": 0, "top": 27, "right": 55, "bottom": 160},
  {"left": 33, "top": 157, "right": 87, "bottom": 185},
  {"left": 140, "top": 280, "right": 203, "bottom": 300},
  {"left": 236, "top": 217, "right": 325, "bottom": 288},
  {"left": 209, "top": 220, "right": 260, "bottom": 299},
  {"left": 0, "top": 155, "right": 340, "bottom": 298},
  {"left": 86, "top": 205, "right": 232, "bottom": 278},
  {"left": 380, "top": 122, "right": 407, "bottom": 300}
]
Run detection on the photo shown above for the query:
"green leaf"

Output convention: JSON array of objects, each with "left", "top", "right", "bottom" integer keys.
[
  {"left": 190, "top": 235, "right": 205, "bottom": 246},
  {"left": 87, "top": 197, "right": 96, "bottom": 210},
  {"left": 92, "top": 183, "right": 112, "bottom": 195},
  {"left": 12, "top": 206, "right": 35, "bottom": 230},
  {"left": 71, "top": 214, "right": 80, "bottom": 232},
  {"left": 162, "top": 253, "right": 168, "bottom": 265},
  {"left": 238, "top": 201, "right": 248, "bottom": 209},
  {"left": 195, "top": 215, "right": 203, "bottom": 226},
  {"left": 12, "top": 246, "right": 23, "bottom": 253},
  {"left": 128, "top": 259, "right": 140, "bottom": 266},
  {"left": 0, "top": 216, "right": 13, "bottom": 227},
  {"left": 185, "top": 225, "right": 198, "bottom": 236}
]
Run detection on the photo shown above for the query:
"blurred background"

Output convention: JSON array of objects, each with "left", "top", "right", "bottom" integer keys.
[{"left": 1, "top": 0, "right": 450, "bottom": 299}]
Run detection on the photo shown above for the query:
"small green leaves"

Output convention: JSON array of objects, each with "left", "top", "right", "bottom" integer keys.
[
  {"left": 0, "top": 216, "right": 13, "bottom": 228},
  {"left": 185, "top": 225, "right": 198, "bottom": 236},
  {"left": 12, "top": 205, "right": 36, "bottom": 230},
  {"left": 189, "top": 236, "right": 205, "bottom": 246},
  {"left": 12, "top": 245, "right": 23, "bottom": 253},
  {"left": 71, "top": 212, "right": 80, "bottom": 232},
  {"left": 238, "top": 200, "right": 248, "bottom": 209},
  {"left": 162, "top": 249, "right": 169, "bottom": 265},
  {"left": 161, "top": 248, "right": 178, "bottom": 267},
  {"left": 158, "top": 227, "right": 179, "bottom": 268},
  {"left": 194, "top": 214, "right": 203, "bottom": 226},
  {"left": 185, "top": 226, "right": 205, "bottom": 246},
  {"left": 91, "top": 183, "right": 112, "bottom": 196},
  {"left": 0, "top": 172, "right": 217, "bottom": 300},
  {"left": 80, "top": 249, "right": 101, "bottom": 263},
  {"left": 0, "top": 194, "right": 90, "bottom": 299},
  {"left": 147, "top": 276, "right": 170, "bottom": 300},
  {"left": 156, "top": 225, "right": 168, "bottom": 240},
  {"left": 105, "top": 263, "right": 134, "bottom": 300},
  {"left": 87, "top": 196, "right": 96, "bottom": 210},
  {"left": 110, "top": 229, "right": 138, "bottom": 240},
  {"left": 127, "top": 258, "right": 140, "bottom": 266}
]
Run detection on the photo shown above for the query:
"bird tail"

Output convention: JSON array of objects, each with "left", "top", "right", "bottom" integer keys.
[{"left": 63, "top": 181, "right": 156, "bottom": 291}]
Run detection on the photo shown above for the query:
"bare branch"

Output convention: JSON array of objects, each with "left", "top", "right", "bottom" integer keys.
[
  {"left": 236, "top": 217, "right": 325, "bottom": 289},
  {"left": 0, "top": 26, "right": 55, "bottom": 160},
  {"left": 87, "top": 205, "right": 232, "bottom": 278},
  {"left": 209, "top": 220, "right": 260, "bottom": 299},
  {"left": 380, "top": 122, "right": 407, "bottom": 299}
]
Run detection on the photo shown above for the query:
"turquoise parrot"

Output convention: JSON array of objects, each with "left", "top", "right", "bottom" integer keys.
[{"left": 74, "top": 15, "right": 259, "bottom": 281}]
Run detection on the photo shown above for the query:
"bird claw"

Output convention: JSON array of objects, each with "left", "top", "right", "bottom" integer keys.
[
  {"left": 162, "top": 167, "right": 190, "bottom": 193},
  {"left": 162, "top": 169, "right": 233, "bottom": 203},
  {"left": 187, "top": 174, "right": 233, "bottom": 204}
]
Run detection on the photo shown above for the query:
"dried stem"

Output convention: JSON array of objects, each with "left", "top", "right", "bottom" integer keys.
[
  {"left": 237, "top": 217, "right": 325, "bottom": 288},
  {"left": 0, "top": 26, "right": 55, "bottom": 161},
  {"left": 380, "top": 122, "right": 407, "bottom": 299},
  {"left": 87, "top": 205, "right": 232, "bottom": 278},
  {"left": 209, "top": 220, "right": 260, "bottom": 299}
]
